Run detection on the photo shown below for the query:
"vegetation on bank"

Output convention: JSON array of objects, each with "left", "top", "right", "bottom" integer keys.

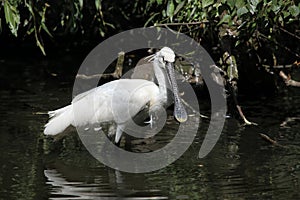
[
  {"left": 1, "top": 0, "right": 298, "bottom": 59},
  {"left": 1, "top": 0, "right": 299, "bottom": 91}
]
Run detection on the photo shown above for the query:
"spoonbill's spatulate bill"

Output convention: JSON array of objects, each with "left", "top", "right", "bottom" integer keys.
[{"left": 44, "top": 47, "right": 187, "bottom": 144}]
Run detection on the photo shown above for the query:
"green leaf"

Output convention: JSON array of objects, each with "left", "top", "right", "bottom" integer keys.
[
  {"left": 237, "top": 7, "right": 248, "bottom": 17},
  {"left": 41, "top": 23, "right": 53, "bottom": 38},
  {"left": 235, "top": 0, "right": 245, "bottom": 9},
  {"left": 156, "top": 0, "right": 163, "bottom": 5},
  {"left": 95, "top": 0, "right": 101, "bottom": 11},
  {"left": 36, "top": 38, "right": 46, "bottom": 56},
  {"left": 249, "top": 0, "right": 259, "bottom": 14},
  {"left": 217, "top": 14, "right": 231, "bottom": 26},
  {"left": 202, "top": 0, "right": 214, "bottom": 8},
  {"left": 174, "top": 0, "right": 185, "bottom": 16},
  {"left": 41, "top": 5, "right": 53, "bottom": 37},
  {"left": 3, "top": 1, "right": 20, "bottom": 37},
  {"left": 289, "top": 5, "right": 299, "bottom": 17},
  {"left": 271, "top": 4, "right": 281, "bottom": 14},
  {"left": 223, "top": 52, "right": 238, "bottom": 81},
  {"left": 78, "top": 0, "right": 83, "bottom": 9},
  {"left": 144, "top": 12, "right": 160, "bottom": 26},
  {"left": 167, "top": 0, "right": 175, "bottom": 20},
  {"left": 226, "top": 0, "right": 236, "bottom": 10},
  {"left": 282, "top": 10, "right": 290, "bottom": 18}
]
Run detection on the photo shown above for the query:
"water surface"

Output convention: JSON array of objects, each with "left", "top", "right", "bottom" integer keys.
[{"left": 0, "top": 54, "right": 299, "bottom": 200}]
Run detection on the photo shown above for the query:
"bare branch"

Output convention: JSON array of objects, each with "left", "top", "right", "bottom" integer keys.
[
  {"left": 154, "top": 21, "right": 209, "bottom": 27},
  {"left": 259, "top": 133, "right": 286, "bottom": 148},
  {"left": 76, "top": 51, "right": 125, "bottom": 80},
  {"left": 279, "top": 71, "right": 300, "bottom": 87}
]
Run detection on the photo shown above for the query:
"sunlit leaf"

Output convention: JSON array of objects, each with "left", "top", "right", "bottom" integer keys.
[
  {"left": 282, "top": 10, "right": 290, "bottom": 18},
  {"left": 217, "top": 14, "right": 231, "bottom": 26},
  {"left": 249, "top": 0, "right": 259, "bottom": 14},
  {"left": 144, "top": 12, "right": 160, "bottom": 26},
  {"left": 3, "top": 1, "right": 20, "bottom": 37},
  {"left": 235, "top": 0, "right": 245, "bottom": 9},
  {"left": 174, "top": 0, "right": 185, "bottom": 16},
  {"left": 41, "top": 5, "right": 53, "bottom": 37},
  {"left": 26, "top": 27, "right": 34, "bottom": 35},
  {"left": 223, "top": 52, "right": 239, "bottom": 81},
  {"left": 289, "top": 5, "right": 299, "bottom": 17},
  {"left": 235, "top": 40, "right": 241, "bottom": 47},
  {"left": 202, "top": 0, "right": 214, "bottom": 8},
  {"left": 78, "top": 0, "right": 83, "bottom": 9},
  {"left": 95, "top": 0, "right": 101, "bottom": 11},
  {"left": 237, "top": 7, "right": 248, "bottom": 17},
  {"left": 156, "top": 0, "right": 163, "bottom": 5},
  {"left": 36, "top": 38, "right": 46, "bottom": 56},
  {"left": 226, "top": 0, "right": 235, "bottom": 10},
  {"left": 41, "top": 23, "right": 53, "bottom": 37},
  {"left": 271, "top": 4, "right": 281, "bottom": 14},
  {"left": 167, "top": 0, "right": 175, "bottom": 20}
]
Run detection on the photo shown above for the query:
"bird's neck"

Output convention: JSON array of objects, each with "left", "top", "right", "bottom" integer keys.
[{"left": 153, "top": 59, "right": 168, "bottom": 104}]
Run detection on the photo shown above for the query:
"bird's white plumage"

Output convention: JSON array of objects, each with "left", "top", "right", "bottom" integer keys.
[
  {"left": 44, "top": 47, "right": 182, "bottom": 144},
  {"left": 44, "top": 79, "right": 159, "bottom": 137},
  {"left": 159, "top": 47, "right": 175, "bottom": 62}
]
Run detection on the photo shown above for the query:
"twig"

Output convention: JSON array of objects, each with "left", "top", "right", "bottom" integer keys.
[
  {"left": 76, "top": 73, "right": 115, "bottom": 80},
  {"left": 280, "top": 117, "right": 300, "bottom": 127},
  {"left": 279, "top": 71, "right": 300, "bottom": 87},
  {"left": 154, "top": 21, "right": 209, "bottom": 27},
  {"left": 258, "top": 32, "right": 300, "bottom": 58},
  {"left": 259, "top": 133, "right": 285, "bottom": 148},
  {"left": 33, "top": 112, "right": 48, "bottom": 115},
  {"left": 229, "top": 80, "right": 257, "bottom": 125},
  {"left": 180, "top": 98, "right": 209, "bottom": 119},
  {"left": 263, "top": 64, "right": 294, "bottom": 69},
  {"left": 76, "top": 51, "right": 125, "bottom": 80},
  {"left": 236, "top": 105, "right": 257, "bottom": 125},
  {"left": 276, "top": 25, "right": 300, "bottom": 41}
]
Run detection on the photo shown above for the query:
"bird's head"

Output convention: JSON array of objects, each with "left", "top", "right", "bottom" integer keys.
[
  {"left": 156, "top": 47, "right": 175, "bottom": 63},
  {"left": 154, "top": 47, "right": 188, "bottom": 123}
]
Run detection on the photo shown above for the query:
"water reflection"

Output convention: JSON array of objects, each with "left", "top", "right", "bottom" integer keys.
[{"left": 0, "top": 55, "right": 299, "bottom": 199}]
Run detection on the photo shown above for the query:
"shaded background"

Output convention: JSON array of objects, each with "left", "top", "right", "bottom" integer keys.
[{"left": 1, "top": 0, "right": 300, "bottom": 199}]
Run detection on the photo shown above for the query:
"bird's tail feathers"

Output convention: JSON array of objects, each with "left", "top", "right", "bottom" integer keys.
[{"left": 44, "top": 105, "right": 73, "bottom": 136}]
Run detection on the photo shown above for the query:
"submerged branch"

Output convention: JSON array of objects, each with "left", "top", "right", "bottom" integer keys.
[
  {"left": 236, "top": 105, "right": 257, "bottom": 125},
  {"left": 259, "top": 133, "right": 286, "bottom": 148},
  {"left": 180, "top": 98, "right": 209, "bottom": 119},
  {"left": 280, "top": 117, "right": 300, "bottom": 127},
  {"left": 279, "top": 71, "right": 300, "bottom": 87}
]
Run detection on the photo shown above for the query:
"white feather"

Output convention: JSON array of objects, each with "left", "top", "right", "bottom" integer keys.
[
  {"left": 44, "top": 79, "right": 159, "bottom": 138},
  {"left": 44, "top": 105, "right": 73, "bottom": 135},
  {"left": 43, "top": 47, "right": 178, "bottom": 143}
]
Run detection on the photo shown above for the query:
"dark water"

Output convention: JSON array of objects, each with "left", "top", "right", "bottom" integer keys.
[{"left": 0, "top": 54, "right": 299, "bottom": 200}]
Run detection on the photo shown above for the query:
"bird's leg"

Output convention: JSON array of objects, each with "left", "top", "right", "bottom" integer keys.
[
  {"left": 144, "top": 114, "right": 154, "bottom": 129},
  {"left": 115, "top": 124, "right": 125, "bottom": 146},
  {"left": 107, "top": 124, "right": 116, "bottom": 140},
  {"left": 144, "top": 103, "right": 162, "bottom": 129}
]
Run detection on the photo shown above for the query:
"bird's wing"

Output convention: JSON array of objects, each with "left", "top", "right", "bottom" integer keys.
[
  {"left": 70, "top": 80, "right": 122, "bottom": 125},
  {"left": 94, "top": 79, "right": 159, "bottom": 125},
  {"left": 72, "top": 87, "right": 98, "bottom": 103},
  {"left": 70, "top": 79, "right": 158, "bottom": 126}
]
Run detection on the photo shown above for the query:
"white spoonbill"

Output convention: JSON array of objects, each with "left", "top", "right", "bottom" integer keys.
[{"left": 44, "top": 47, "right": 187, "bottom": 144}]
